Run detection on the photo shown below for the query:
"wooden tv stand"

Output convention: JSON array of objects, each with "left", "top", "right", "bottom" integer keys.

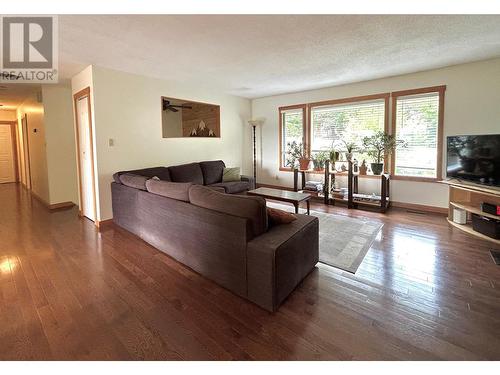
[{"left": 440, "top": 179, "right": 500, "bottom": 245}]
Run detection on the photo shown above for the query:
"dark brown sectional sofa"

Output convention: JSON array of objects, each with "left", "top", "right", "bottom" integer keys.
[
  {"left": 113, "top": 160, "right": 255, "bottom": 194},
  {"left": 111, "top": 160, "right": 319, "bottom": 312}
]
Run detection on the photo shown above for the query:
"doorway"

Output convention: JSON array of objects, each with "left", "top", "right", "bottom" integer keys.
[
  {"left": 74, "top": 87, "right": 97, "bottom": 222},
  {"left": 0, "top": 121, "right": 18, "bottom": 184}
]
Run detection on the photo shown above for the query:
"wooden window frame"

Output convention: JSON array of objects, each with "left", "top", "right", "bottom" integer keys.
[
  {"left": 307, "top": 93, "right": 391, "bottom": 171},
  {"left": 390, "top": 85, "right": 446, "bottom": 182},
  {"left": 278, "top": 104, "right": 307, "bottom": 171}
]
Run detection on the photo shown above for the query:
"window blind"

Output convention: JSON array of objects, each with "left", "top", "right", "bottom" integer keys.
[
  {"left": 394, "top": 93, "right": 440, "bottom": 178},
  {"left": 310, "top": 99, "right": 385, "bottom": 159}
]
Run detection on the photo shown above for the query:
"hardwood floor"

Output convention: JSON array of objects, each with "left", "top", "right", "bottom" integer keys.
[{"left": 1, "top": 183, "right": 499, "bottom": 360}]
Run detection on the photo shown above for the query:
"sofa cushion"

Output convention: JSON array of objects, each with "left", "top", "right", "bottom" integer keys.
[
  {"left": 199, "top": 160, "right": 225, "bottom": 185},
  {"left": 113, "top": 167, "right": 171, "bottom": 183},
  {"left": 119, "top": 173, "right": 149, "bottom": 190},
  {"left": 145, "top": 179, "right": 192, "bottom": 202},
  {"left": 168, "top": 162, "right": 204, "bottom": 184},
  {"left": 209, "top": 181, "right": 250, "bottom": 194},
  {"left": 189, "top": 185, "right": 268, "bottom": 238},
  {"left": 222, "top": 167, "right": 241, "bottom": 182}
]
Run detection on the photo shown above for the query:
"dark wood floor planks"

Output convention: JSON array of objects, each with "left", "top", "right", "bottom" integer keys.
[{"left": 0, "top": 183, "right": 499, "bottom": 360}]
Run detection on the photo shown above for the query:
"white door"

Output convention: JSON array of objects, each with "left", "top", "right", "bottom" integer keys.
[
  {"left": 76, "top": 96, "right": 96, "bottom": 221},
  {"left": 0, "top": 124, "right": 16, "bottom": 184}
]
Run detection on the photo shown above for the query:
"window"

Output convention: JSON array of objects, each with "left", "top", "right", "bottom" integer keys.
[
  {"left": 310, "top": 96, "right": 388, "bottom": 162},
  {"left": 392, "top": 86, "right": 445, "bottom": 180},
  {"left": 279, "top": 105, "right": 306, "bottom": 169}
]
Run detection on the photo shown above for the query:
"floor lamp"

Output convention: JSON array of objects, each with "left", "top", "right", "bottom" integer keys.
[{"left": 248, "top": 120, "right": 264, "bottom": 184}]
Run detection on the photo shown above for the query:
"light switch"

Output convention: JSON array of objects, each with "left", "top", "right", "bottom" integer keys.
[{"left": 108, "top": 138, "right": 114, "bottom": 147}]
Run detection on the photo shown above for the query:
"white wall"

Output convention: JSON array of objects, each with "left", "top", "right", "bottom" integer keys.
[
  {"left": 43, "top": 85, "right": 79, "bottom": 205},
  {"left": 251, "top": 58, "right": 500, "bottom": 208},
  {"left": 85, "top": 65, "right": 252, "bottom": 221}
]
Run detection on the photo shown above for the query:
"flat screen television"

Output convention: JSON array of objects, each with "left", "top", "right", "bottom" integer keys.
[{"left": 446, "top": 134, "right": 500, "bottom": 187}]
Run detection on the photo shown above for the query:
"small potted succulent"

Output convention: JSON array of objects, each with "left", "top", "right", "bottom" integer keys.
[
  {"left": 285, "top": 141, "right": 311, "bottom": 170},
  {"left": 312, "top": 151, "right": 329, "bottom": 171},
  {"left": 362, "top": 131, "right": 406, "bottom": 175}
]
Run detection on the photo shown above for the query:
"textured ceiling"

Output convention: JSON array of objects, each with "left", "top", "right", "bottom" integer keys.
[{"left": 56, "top": 15, "right": 500, "bottom": 98}]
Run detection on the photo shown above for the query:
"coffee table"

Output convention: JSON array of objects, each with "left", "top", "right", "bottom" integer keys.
[{"left": 247, "top": 187, "right": 311, "bottom": 214}]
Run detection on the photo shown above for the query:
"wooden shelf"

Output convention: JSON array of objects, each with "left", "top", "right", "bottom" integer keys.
[
  {"left": 298, "top": 169, "right": 385, "bottom": 178},
  {"left": 447, "top": 219, "right": 500, "bottom": 245},
  {"left": 444, "top": 180, "right": 500, "bottom": 244},
  {"left": 439, "top": 179, "right": 500, "bottom": 197},
  {"left": 450, "top": 202, "right": 500, "bottom": 221}
]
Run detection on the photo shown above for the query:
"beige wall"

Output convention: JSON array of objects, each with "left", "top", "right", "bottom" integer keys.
[
  {"left": 17, "top": 93, "right": 49, "bottom": 203},
  {"left": 78, "top": 65, "right": 252, "bottom": 221},
  {"left": 251, "top": 58, "right": 500, "bottom": 208},
  {"left": 43, "top": 85, "right": 79, "bottom": 205}
]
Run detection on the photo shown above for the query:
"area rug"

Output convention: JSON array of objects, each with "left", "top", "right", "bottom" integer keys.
[{"left": 266, "top": 202, "right": 383, "bottom": 273}]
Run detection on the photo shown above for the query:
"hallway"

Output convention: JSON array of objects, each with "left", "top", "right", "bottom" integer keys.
[{"left": 1, "top": 183, "right": 500, "bottom": 360}]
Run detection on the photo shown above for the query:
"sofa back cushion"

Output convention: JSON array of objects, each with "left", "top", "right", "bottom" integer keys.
[
  {"left": 199, "top": 160, "right": 225, "bottom": 185},
  {"left": 113, "top": 167, "right": 171, "bottom": 183},
  {"left": 168, "top": 162, "right": 204, "bottom": 184},
  {"left": 145, "top": 179, "right": 192, "bottom": 202},
  {"left": 119, "top": 173, "right": 149, "bottom": 190},
  {"left": 189, "top": 185, "right": 268, "bottom": 238}
]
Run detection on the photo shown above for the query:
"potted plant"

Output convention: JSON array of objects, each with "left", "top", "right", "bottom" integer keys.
[
  {"left": 329, "top": 149, "right": 339, "bottom": 166},
  {"left": 362, "top": 131, "right": 406, "bottom": 175},
  {"left": 285, "top": 141, "right": 310, "bottom": 170},
  {"left": 312, "top": 151, "right": 329, "bottom": 171},
  {"left": 342, "top": 140, "right": 357, "bottom": 161}
]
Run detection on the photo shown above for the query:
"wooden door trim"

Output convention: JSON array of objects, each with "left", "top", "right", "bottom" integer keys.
[
  {"left": 0, "top": 120, "right": 19, "bottom": 183},
  {"left": 73, "top": 87, "right": 98, "bottom": 225},
  {"left": 20, "top": 114, "right": 33, "bottom": 189}
]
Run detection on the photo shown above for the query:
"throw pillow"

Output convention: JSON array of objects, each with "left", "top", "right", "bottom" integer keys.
[
  {"left": 119, "top": 173, "right": 149, "bottom": 190},
  {"left": 267, "top": 207, "right": 297, "bottom": 226},
  {"left": 222, "top": 167, "right": 241, "bottom": 182},
  {"left": 145, "top": 179, "right": 192, "bottom": 202}
]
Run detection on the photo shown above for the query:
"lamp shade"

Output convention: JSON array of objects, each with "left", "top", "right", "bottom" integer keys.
[{"left": 248, "top": 119, "right": 264, "bottom": 127}]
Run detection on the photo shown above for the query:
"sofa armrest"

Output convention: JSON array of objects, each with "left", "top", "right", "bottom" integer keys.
[
  {"left": 240, "top": 175, "right": 255, "bottom": 190},
  {"left": 246, "top": 215, "right": 319, "bottom": 311}
]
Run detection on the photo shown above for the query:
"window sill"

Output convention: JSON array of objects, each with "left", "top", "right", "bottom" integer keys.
[{"left": 391, "top": 175, "right": 439, "bottom": 183}]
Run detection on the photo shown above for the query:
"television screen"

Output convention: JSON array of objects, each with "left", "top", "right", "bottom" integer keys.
[{"left": 447, "top": 134, "right": 500, "bottom": 187}]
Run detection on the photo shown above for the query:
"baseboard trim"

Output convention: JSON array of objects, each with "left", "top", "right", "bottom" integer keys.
[
  {"left": 391, "top": 201, "right": 448, "bottom": 215},
  {"left": 49, "top": 201, "right": 75, "bottom": 210},
  {"left": 30, "top": 190, "right": 75, "bottom": 211},
  {"left": 96, "top": 218, "right": 114, "bottom": 230}
]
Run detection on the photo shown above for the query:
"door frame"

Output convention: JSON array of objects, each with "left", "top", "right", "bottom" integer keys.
[
  {"left": 0, "top": 120, "right": 19, "bottom": 183},
  {"left": 73, "top": 87, "right": 97, "bottom": 223},
  {"left": 21, "top": 114, "right": 32, "bottom": 188}
]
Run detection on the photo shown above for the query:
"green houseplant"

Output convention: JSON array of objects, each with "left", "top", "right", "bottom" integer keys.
[
  {"left": 341, "top": 140, "right": 358, "bottom": 161},
  {"left": 285, "top": 141, "right": 310, "bottom": 170},
  {"left": 312, "top": 151, "right": 329, "bottom": 171},
  {"left": 362, "top": 131, "right": 405, "bottom": 175}
]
